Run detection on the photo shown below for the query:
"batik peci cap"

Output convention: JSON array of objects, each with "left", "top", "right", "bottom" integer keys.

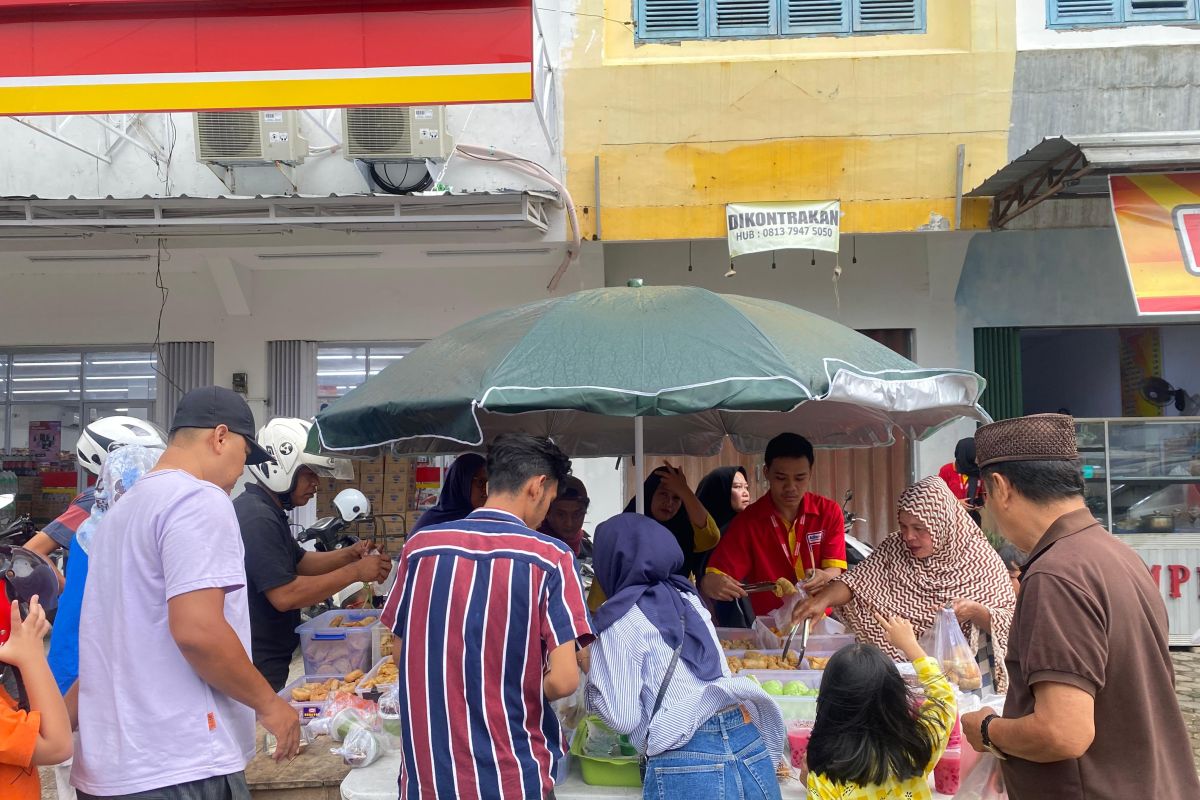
[{"left": 974, "top": 413, "right": 1078, "bottom": 469}]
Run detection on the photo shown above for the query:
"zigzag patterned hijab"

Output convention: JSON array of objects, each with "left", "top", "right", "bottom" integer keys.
[{"left": 839, "top": 476, "right": 1016, "bottom": 692}]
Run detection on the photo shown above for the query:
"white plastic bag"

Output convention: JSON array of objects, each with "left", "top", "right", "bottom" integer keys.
[
  {"left": 924, "top": 605, "right": 982, "bottom": 691},
  {"left": 954, "top": 753, "right": 1007, "bottom": 799}
]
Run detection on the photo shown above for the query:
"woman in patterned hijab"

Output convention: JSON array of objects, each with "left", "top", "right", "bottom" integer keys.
[{"left": 799, "top": 476, "right": 1016, "bottom": 692}]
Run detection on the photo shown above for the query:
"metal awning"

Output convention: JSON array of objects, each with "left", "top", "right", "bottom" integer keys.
[
  {"left": 0, "top": 191, "right": 555, "bottom": 236},
  {"left": 967, "top": 132, "right": 1200, "bottom": 228}
]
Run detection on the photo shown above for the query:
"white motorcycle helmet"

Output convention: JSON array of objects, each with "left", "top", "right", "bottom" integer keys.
[
  {"left": 76, "top": 416, "right": 167, "bottom": 476},
  {"left": 248, "top": 418, "right": 354, "bottom": 504},
  {"left": 332, "top": 488, "right": 371, "bottom": 522}
]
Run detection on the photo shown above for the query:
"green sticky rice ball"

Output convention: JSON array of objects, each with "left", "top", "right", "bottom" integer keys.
[{"left": 762, "top": 680, "right": 784, "bottom": 696}]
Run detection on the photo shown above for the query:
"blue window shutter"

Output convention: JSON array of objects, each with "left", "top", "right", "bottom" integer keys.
[
  {"left": 1126, "top": 0, "right": 1196, "bottom": 22},
  {"left": 782, "top": 0, "right": 851, "bottom": 34},
  {"left": 853, "top": 0, "right": 924, "bottom": 32},
  {"left": 638, "top": 0, "right": 705, "bottom": 40},
  {"left": 710, "top": 0, "right": 778, "bottom": 36},
  {"left": 1047, "top": 0, "right": 1121, "bottom": 26}
]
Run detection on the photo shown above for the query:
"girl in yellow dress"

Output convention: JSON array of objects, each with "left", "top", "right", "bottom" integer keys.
[{"left": 805, "top": 614, "right": 956, "bottom": 800}]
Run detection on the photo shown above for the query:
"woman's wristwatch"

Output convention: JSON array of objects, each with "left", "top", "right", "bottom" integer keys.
[{"left": 980, "top": 714, "right": 1008, "bottom": 760}]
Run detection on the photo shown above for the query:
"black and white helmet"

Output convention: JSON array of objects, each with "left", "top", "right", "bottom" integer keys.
[
  {"left": 76, "top": 416, "right": 167, "bottom": 476},
  {"left": 248, "top": 418, "right": 354, "bottom": 494}
]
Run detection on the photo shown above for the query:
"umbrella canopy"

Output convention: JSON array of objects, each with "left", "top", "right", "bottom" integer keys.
[{"left": 310, "top": 285, "right": 988, "bottom": 457}]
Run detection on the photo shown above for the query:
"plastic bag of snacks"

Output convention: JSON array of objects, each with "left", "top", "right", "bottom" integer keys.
[
  {"left": 924, "top": 605, "right": 982, "bottom": 691},
  {"left": 314, "top": 692, "right": 379, "bottom": 742},
  {"left": 953, "top": 753, "right": 1007, "bottom": 799},
  {"left": 332, "top": 724, "right": 386, "bottom": 768}
]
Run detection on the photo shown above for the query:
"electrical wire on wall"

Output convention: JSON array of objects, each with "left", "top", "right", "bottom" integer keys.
[
  {"left": 452, "top": 144, "right": 582, "bottom": 291},
  {"left": 152, "top": 238, "right": 181, "bottom": 395}
]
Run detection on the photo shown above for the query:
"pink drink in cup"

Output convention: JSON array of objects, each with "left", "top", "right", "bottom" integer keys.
[
  {"left": 787, "top": 723, "right": 813, "bottom": 769},
  {"left": 934, "top": 747, "right": 961, "bottom": 795},
  {"left": 947, "top": 715, "right": 962, "bottom": 748}
]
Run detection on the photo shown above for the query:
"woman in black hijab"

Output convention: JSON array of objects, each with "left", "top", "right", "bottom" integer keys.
[
  {"left": 696, "top": 466, "right": 756, "bottom": 627},
  {"left": 587, "top": 462, "right": 720, "bottom": 611}
]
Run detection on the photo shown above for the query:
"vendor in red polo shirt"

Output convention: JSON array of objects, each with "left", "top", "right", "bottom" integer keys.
[{"left": 701, "top": 433, "right": 846, "bottom": 618}]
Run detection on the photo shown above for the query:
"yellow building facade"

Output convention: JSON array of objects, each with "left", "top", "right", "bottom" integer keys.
[{"left": 563, "top": 0, "right": 1016, "bottom": 240}]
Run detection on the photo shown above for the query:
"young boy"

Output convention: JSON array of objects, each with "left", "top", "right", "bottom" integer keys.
[{"left": 0, "top": 547, "right": 73, "bottom": 800}]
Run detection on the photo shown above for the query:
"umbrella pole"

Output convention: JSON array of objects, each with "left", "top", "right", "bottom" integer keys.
[{"left": 634, "top": 416, "right": 645, "bottom": 514}]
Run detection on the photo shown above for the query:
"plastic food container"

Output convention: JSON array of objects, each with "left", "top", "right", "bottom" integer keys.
[
  {"left": 372, "top": 626, "right": 395, "bottom": 665},
  {"left": 773, "top": 694, "right": 818, "bottom": 723},
  {"left": 740, "top": 669, "right": 823, "bottom": 690},
  {"left": 296, "top": 609, "right": 381, "bottom": 677},
  {"left": 355, "top": 656, "right": 398, "bottom": 698},
  {"left": 278, "top": 674, "right": 342, "bottom": 720},
  {"left": 569, "top": 718, "right": 642, "bottom": 787},
  {"left": 715, "top": 626, "right": 755, "bottom": 648}
]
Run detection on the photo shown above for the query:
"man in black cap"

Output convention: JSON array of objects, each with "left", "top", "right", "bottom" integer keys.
[
  {"left": 70, "top": 387, "right": 301, "bottom": 800},
  {"left": 961, "top": 413, "right": 1200, "bottom": 800}
]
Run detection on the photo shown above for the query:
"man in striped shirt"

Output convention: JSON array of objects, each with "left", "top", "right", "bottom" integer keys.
[{"left": 381, "top": 434, "right": 593, "bottom": 800}]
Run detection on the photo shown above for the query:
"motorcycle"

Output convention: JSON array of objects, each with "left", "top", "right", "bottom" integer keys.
[
  {"left": 294, "top": 489, "right": 381, "bottom": 621},
  {"left": 841, "top": 490, "right": 873, "bottom": 569}
]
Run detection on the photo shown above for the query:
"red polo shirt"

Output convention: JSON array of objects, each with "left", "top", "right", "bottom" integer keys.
[{"left": 706, "top": 493, "right": 846, "bottom": 616}]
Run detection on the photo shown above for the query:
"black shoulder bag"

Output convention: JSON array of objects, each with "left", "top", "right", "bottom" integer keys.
[{"left": 640, "top": 615, "right": 685, "bottom": 782}]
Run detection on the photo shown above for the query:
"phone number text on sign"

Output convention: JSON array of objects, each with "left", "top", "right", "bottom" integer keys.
[{"left": 726, "top": 201, "right": 841, "bottom": 259}]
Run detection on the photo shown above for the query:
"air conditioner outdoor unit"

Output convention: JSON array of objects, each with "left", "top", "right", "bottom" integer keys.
[
  {"left": 342, "top": 106, "right": 453, "bottom": 161},
  {"left": 194, "top": 110, "right": 308, "bottom": 166}
]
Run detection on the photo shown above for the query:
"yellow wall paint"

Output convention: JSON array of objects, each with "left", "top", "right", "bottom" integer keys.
[{"left": 563, "top": 0, "right": 1015, "bottom": 240}]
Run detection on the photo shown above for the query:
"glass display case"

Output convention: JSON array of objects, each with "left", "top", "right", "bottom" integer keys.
[{"left": 1075, "top": 418, "right": 1200, "bottom": 535}]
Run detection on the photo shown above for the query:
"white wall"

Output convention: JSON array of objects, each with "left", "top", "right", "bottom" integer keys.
[
  {"left": 1018, "top": 0, "right": 1200, "bottom": 50},
  {"left": 601, "top": 232, "right": 979, "bottom": 480}
]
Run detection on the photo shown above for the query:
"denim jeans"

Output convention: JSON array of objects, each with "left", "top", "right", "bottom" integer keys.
[{"left": 642, "top": 709, "right": 782, "bottom": 800}]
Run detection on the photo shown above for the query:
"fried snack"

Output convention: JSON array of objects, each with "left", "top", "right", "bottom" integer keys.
[
  {"left": 726, "top": 657, "right": 744, "bottom": 673},
  {"left": 773, "top": 578, "right": 798, "bottom": 599},
  {"left": 329, "top": 615, "right": 346, "bottom": 628},
  {"left": 361, "top": 662, "right": 400, "bottom": 691},
  {"left": 291, "top": 687, "right": 312, "bottom": 702},
  {"left": 805, "top": 655, "right": 830, "bottom": 670},
  {"left": 720, "top": 638, "right": 756, "bottom": 650},
  {"left": 344, "top": 669, "right": 365, "bottom": 682}
]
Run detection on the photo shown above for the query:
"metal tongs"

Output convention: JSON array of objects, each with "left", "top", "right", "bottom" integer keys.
[
  {"left": 781, "top": 618, "right": 812, "bottom": 667},
  {"left": 740, "top": 581, "right": 780, "bottom": 594}
]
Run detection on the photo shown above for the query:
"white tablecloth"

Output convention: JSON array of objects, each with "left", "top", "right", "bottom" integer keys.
[{"left": 339, "top": 752, "right": 957, "bottom": 800}]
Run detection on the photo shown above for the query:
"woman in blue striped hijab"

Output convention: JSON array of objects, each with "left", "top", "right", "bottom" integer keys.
[{"left": 581, "top": 513, "right": 786, "bottom": 800}]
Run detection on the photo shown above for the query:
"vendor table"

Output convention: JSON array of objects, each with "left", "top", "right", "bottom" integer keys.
[
  {"left": 338, "top": 752, "right": 958, "bottom": 800},
  {"left": 246, "top": 725, "right": 350, "bottom": 800}
]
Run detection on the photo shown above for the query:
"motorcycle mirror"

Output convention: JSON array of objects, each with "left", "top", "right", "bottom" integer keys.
[{"left": 844, "top": 490, "right": 853, "bottom": 503}]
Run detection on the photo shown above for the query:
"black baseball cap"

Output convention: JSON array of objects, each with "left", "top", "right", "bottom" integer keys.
[{"left": 169, "top": 386, "right": 274, "bottom": 466}]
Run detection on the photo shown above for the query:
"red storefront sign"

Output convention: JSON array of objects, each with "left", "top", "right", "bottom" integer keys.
[{"left": 0, "top": 0, "right": 533, "bottom": 115}]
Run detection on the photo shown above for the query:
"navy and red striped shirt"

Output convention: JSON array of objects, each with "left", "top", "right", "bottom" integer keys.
[{"left": 381, "top": 508, "right": 593, "bottom": 800}]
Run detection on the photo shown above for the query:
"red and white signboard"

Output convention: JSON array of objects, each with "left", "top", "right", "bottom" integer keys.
[{"left": 0, "top": 0, "right": 533, "bottom": 115}]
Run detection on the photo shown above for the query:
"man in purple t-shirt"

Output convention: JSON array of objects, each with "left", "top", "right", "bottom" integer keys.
[{"left": 70, "top": 387, "right": 301, "bottom": 800}]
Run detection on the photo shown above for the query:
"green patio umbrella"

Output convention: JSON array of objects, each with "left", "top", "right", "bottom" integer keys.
[{"left": 309, "top": 285, "right": 988, "bottom": 507}]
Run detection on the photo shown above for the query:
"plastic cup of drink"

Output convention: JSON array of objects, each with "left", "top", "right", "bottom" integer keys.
[
  {"left": 787, "top": 722, "right": 813, "bottom": 769},
  {"left": 933, "top": 747, "right": 961, "bottom": 795}
]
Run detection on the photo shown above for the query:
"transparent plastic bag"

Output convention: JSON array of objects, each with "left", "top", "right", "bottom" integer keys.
[
  {"left": 332, "top": 724, "right": 386, "bottom": 768},
  {"left": 551, "top": 670, "right": 588, "bottom": 732},
  {"left": 954, "top": 753, "right": 1007, "bottom": 800},
  {"left": 925, "top": 605, "right": 982, "bottom": 691},
  {"left": 377, "top": 685, "right": 403, "bottom": 749}
]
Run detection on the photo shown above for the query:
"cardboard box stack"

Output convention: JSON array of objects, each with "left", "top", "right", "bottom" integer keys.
[{"left": 315, "top": 454, "right": 422, "bottom": 549}]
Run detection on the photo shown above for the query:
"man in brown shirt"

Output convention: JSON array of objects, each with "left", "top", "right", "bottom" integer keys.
[{"left": 961, "top": 414, "right": 1200, "bottom": 799}]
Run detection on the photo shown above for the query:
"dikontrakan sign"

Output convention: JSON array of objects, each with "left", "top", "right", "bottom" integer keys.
[{"left": 726, "top": 200, "right": 841, "bottom": 259}]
